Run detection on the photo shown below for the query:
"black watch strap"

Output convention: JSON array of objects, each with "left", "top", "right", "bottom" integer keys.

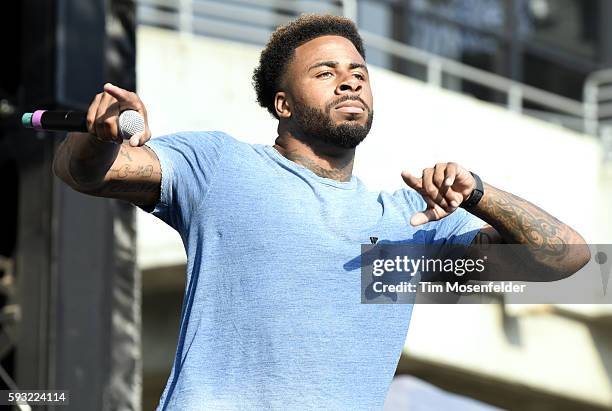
[{"left": 460, "top": 172, "right": 484, "bottom": 209}]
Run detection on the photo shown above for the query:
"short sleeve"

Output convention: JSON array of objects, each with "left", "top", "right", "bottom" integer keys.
[
  {"left": 400, "top": 188, "right": 486, "bottom": 246},
  {"left": 140, "top": 131, "right": 230, "bottom": 233}
]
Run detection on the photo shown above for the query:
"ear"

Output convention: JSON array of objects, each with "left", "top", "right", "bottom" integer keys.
[{"left": 274, "top": 91, "right": 291, "bottom": 119}]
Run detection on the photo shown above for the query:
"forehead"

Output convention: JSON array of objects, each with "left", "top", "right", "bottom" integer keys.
[{"left": 291, "top": 35, "right": 365, "bottom": 70}]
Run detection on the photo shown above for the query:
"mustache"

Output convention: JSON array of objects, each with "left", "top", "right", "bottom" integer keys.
[{"left": 325, "top": 95, "right": 371, "bottom": 113}]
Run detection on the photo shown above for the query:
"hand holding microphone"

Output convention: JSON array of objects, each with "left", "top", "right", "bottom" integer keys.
[{"left": 23, "top": 83, "right": 150, "bottom": 147}]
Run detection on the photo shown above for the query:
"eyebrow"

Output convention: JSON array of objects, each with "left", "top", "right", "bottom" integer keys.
[{"left": 307, "top": 60, "right": 369, "bottom": 73}]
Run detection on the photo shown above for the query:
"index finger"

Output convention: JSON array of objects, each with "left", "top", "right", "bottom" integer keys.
[
  {"left": 103, "top": 82, "right": 148, "bottom": 119},
  {"left": 401, "top": 171, "right": 423, "bottom": 191},
  {"left": 103, "top": 83, "right": 134, "bottom": 104}
]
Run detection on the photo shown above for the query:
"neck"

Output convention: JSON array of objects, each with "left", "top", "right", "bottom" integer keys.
[{"left": 273, "top": 132, "right": 355, "bottom": 182}]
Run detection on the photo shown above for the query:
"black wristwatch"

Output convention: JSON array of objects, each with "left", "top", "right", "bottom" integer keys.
[{"left": 460, "top": 172, "right": 484, "bottom": 209}]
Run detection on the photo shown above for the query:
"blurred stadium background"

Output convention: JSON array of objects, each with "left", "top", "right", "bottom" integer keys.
[{"left": 0, "top": 0, "right": 611, "bottom": 410}]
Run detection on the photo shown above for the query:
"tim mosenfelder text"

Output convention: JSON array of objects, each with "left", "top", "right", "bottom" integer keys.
[{"left": 370, "top": 255, "right": 527, "bottom": 294}]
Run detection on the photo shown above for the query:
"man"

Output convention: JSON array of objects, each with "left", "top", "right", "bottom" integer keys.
[{"left": 53, "top": 14, "right": 589, "bottom": 410}]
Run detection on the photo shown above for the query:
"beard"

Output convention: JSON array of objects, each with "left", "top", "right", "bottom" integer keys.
[{"left": 290, "top": 96, "right": 374, "bottom": 149}]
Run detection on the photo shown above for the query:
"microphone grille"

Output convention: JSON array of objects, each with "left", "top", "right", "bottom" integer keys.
[{"left": 118, "top": 110, "right": 145, "bottom": 139}]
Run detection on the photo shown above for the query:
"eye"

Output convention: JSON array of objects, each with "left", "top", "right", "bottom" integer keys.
[
  {"left": 316, "top": 72, "right": 333, "bottom": 79},
  {"left": 353, "top": 72, "right": 365, "bottom": 81}
]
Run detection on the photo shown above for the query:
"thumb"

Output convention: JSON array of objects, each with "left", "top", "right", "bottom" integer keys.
[
  {"left": 410, "top": 209, "right": 436, "bottom": 226},
  {"left": 129, "top": 131, "right": 146, "bottom": 147}
]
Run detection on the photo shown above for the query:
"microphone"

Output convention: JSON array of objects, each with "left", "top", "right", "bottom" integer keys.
[{"left": 21, "top": 109, "right": 145, "bottom": 139}]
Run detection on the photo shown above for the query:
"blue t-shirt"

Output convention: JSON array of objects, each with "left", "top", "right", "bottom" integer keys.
[{"left": 144, "top": 131, "right": 484, "bottom": 410}]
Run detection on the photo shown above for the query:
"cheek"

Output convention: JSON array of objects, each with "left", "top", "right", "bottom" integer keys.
[
  {"left": 309, "top": 85, "right": 334, "bottom": 103},
  {"left": 298, "top": 89, "right": 333, "bottom": 111},
  {"left": 364, "top": 85, "right": 374, "bottom": 107}
]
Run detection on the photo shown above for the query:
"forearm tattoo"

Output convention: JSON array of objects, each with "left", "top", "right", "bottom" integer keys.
[
  {"left": 60, "top": 136, "right": 160, "bottom": 203},
  {"left": 473, "top": 184, "right": 572, "bottom": 255},
  {"left": 105, "top": 152, "right": 160, "bottom": 197},
  {"left": 67, "top": 135, "right": 121, "bottom": 187},
  {"left": 466, "top": 183, "right": 593, "bottom": 282}
]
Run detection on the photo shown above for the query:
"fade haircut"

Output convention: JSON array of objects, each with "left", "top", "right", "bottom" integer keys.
[{"left": 252, "top": 14, "right": 365, "bottom": 119}]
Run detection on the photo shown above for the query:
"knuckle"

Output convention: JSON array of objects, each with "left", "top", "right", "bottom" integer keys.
[{"left": 103, "top": 120, "right": 115, "bottom": 133}]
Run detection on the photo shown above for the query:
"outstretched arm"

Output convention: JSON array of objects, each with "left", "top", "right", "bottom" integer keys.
[
  {"left": 402, "top": 163, "right": 590, "bottom": 281},
  {"left": 53, "top": 83, "right": 161, "bottom": 208}
]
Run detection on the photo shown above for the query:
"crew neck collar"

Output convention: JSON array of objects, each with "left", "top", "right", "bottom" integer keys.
[{"left": 264, "top": 145, "right": 358, "bottom": 190}]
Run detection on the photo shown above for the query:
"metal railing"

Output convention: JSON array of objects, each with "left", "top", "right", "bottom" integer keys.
[
  {"left": 135, "top": 0, "right": 611, "bottom": 139},
  {"left": 137, "top": 0, "right": 343, "bottom": 44},
  {"left": 361, "top": 31, "right": 585, "bottom": 118}
]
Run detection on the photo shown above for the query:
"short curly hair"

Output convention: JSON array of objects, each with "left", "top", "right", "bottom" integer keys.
[{"left": 252, "top": 14, "right": 365, "bottom": 119}]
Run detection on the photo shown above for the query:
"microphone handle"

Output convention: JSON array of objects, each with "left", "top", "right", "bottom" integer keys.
[
  {"left": 22, "top": 109, "right": 144, "bottom": 138},
  {"left": 38, "top": 111, "right": 87, "bottom": 132}
]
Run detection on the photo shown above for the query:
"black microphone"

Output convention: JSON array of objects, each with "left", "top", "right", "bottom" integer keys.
[{"left": 21, "top": 110, "right": 145, "bottom": 138}]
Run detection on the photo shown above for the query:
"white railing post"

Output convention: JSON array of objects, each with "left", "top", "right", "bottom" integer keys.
[
  {"left": 342, "top": 0, "right": 358, "bottom": 24},
  {"left": 602, "top": 125, "right": 612, "bottom": 164},
  {"left": 179, "top": 0, "right": 193, "bottom": 35},
  {"left": 427, "top": 59, "right": 442, "bottom": 88},
  {"left": 583, "top": 69, "right": 612, "bottom": 137},
  {"left": 583, "top": 84, "right": 598, "bottom": 136},
  {"left": 508, "top": 85, "right": 523, "bottom": 114}
]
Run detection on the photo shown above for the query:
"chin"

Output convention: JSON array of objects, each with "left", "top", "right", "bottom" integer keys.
[{"left": 335, "top": 116, "right": 366, "bottom": 125}]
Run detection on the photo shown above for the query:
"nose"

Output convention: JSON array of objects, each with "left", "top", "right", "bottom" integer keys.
[{"left": 336, "top": 74, "right": 361, "bottom": 94}]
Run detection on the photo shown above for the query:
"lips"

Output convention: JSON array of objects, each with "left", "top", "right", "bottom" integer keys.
[{"left": 334, "top": 101, "right": 366, "bottom": 114}]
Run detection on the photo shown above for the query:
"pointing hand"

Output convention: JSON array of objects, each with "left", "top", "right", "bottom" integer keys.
[{"left": 401, "top": 162, "right": 476, "bottom": 226}]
